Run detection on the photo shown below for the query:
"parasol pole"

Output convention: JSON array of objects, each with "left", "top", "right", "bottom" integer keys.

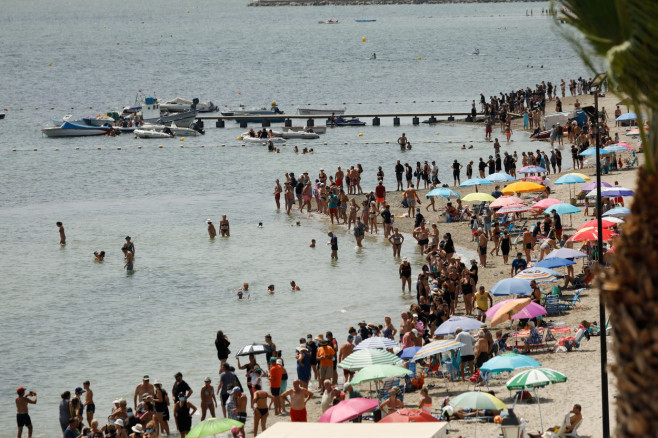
[{"left": 534, "top": 387, "right": 544, "bottom": 432}]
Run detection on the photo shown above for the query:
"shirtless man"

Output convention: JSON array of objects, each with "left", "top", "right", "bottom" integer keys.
[
  {"left": 219, "top": 215, "right": 230, "bottom": 237},
  {"left": 338, "top": 335, "right": 355, "bottom": 383},
  {"left": 398, "top": 312, "right": 414, "bottom": 343},
  {"left": 397, "top": 133, "right": 408, "bottom": 151},
  {"left": 82, "top": 381, "right": 94, "bottom": 427},
  {"left": 284, "top": 183, "right": 295, "bottom": 215},
  {"left": 301, "top": 182, "right": 312, "bottom": 213},
  {"left": 56, "top": 221, "right": 66, "bottom": 245},
  {"left": 413, "top": 222, "right": 430, "bottom": 254},
  {"left": 134, "top": 376, "right": 155, "bottom": 409},
  {"left": 547, "top": 404, "right": 583, "bottom": 436},
  {"left": 252, "top": 389, "right": 275, "bottom": 437},
  {"left": 207, "top": 220, "right": 217, "bottom": 239},
  {"left": 404, "top": 184, "right": 420, "bottom": 218},
  {"left": 199, "top": 378, "right": 217, "bottom": 421},
  {"left": 335, "top": 166, "right": 344, "bottom": 190},
  {"left": 16, "top": 387, "right": 37, "bottom": 438},
  {"left": 281, "top": 380, "right": 313, "bottom": 422},
  {"left": 231, "top": 387, "right": 248, "bottom": 435},
  {"left": 522, "top": 227, "right": 536, "bottom": 261},
  {"left": 273, "top": 179, "right": 282, "bottom": 209}
]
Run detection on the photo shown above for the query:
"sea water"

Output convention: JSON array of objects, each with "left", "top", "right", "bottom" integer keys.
[{"left": 0, "top": 0, "right": 587, "bottom": 434}]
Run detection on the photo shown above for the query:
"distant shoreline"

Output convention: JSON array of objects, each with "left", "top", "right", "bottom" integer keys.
[{"left": 249, "top": 0, "right": 546, "bottom": 6}]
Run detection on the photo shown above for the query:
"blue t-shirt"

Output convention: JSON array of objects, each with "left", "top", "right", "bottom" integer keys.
[
  {"left": 296, "top": 352, "right": 311, "bottom": 382},
  {"left": 330, "top": 236, "right": 338, "bottom": 251},
  {"left": 512, "top": 258, "right": 527, "bottom": 274},
  {"left": 65, "top": 427, "right": 77, "bottom": 438},
  {"left": 328, "top": 195, "right": 338, "bottom": 209}
]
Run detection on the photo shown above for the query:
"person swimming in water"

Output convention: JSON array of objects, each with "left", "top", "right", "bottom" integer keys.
[
  {"left": 310, "top": 239, "right": 316, "bottom": 248},
  {"left": 290, "top": 281, "right": 300, "bottom": 291},
  {"left": 267, "top": 285, "right": 275, "bottom": 295},
  {"left": 94, "top": 251, "right": 105, "bottom": 262}
]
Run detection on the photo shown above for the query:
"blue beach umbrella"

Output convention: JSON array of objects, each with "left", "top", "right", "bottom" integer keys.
[
  {"left": 544, "top": 203, "right": 581, "bottom": 215},
  {"left": 486, "top": 172, "right": 516, "bottom": 182},
  {"left": 426, "top": 187, "right": 461, "bottom": 199},
  {"left": 490, "top": 278, "right": 532, "bottom": 296},
  {"left": 580, "top": 147, "right": 610, "bottom": 156},
  {"left": 460, "top": 178, "right": 493, "bottom": 187},
  {"left": 615, "top": 112, "right": 637, "bottom": 122},
  {"left": 601, "top": 186, "right": 634, "bottom": 197},
  {"left": 554, "top": 174, "right": 586, "bottom": 185},
  {"left": 603, "top": 144, "right": 631, "bottom": 153},
  {"left": 398, "top": 346, "right": 422, "bottom": 360},
  {"left": 434, "top": 316, "right": 483, "bottom": 336},
  {"left": 535, "top": 257, "right": 576, "bottom": 269},
  {"left": 480, "top": 352, "right": 541, "bottom": 374},
  {"left": 518, "top": 165, "right": 547, "bottom": 174},
  {"left": 603, "top": 207, "right": 631, "bottom": 218}
]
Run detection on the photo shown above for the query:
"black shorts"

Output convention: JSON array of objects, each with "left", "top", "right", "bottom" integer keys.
[
  {"left": 17, "top": 413, "right": 31, "bottom": 428},
  {"left": 396, "top": 173, "right": 403, "bottom": 181},
  {"left": 271, "top": 387, "right": 281, "bottom": 396},
  {"left": 221, "top": 392, "right": 230, "bottom": 406},
  {"left": 479, "top": 246, "right": 486, "bottom": 255},
  {"left": 419, "top": 239, "right": 429, "bottom": 246},
  {"left": 236, "top": 412, "right": 247, "bottom": 423},
  {"left": 87, "top": 403, "right": 96, "bottom": 413},
  {"left": 462, "top": 354, "right": 475, "bottom": 363}
]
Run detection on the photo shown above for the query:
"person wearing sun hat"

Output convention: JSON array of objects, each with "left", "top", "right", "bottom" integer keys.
[
  {"left": 316, "top": 336, "right": 335, "bottom": 387},
  {"left": 200, "top": 377, "right": 217, "bottom": 421},
  {"left": 207, "top": 219, "right": 216, "bottom": 239}
]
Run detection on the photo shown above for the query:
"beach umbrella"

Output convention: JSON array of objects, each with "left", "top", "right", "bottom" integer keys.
[
  {"left": 460, "top": 178, "right": 493, "bottom": 187},
  {"left": 412, "top": 339, "right": 464, "bottom": 362},
  {"left": 532, "top": 198, "right": 562, "bottom": 209},
  {"left": 554, "top": 174, "right": 586, "bottom": 185},
  {"left": 353, "top": 336, "right": 399, "bottom": 351},
  {"left": 495, "top": 205, "right": 533, "bottom": 215},
  {"left": 604, "top": 144, "right": 631, "bottom": 153},
  {"left": 378, "top": 408, "right": 439, "bottom": 423},
  {"left": 535, "top": 257, "right": 576, "bottom": 269},
  {"left": 487, "top": 171, "right": 516, "bottom": 182},
  {"left": 490, "top": 277, "right": 532, "bottom": 296},
  {"left": 490, "top": 195, "right": 524, "bottom": 208},
  {"left": 582, "top": 181, "right": 611, "bottom": 192},
  {"left": 480, "top": 352, "right": 541, "bottom": 374},
  {"left": 350, "top": 364, "right": 412, "bottom": 385},
  {"left": 604, "top": 216, "right": 624, "bottom": 225},
  {"left": 338, "top": 349, "right": 400, "bottom": 371},
  {"left": 543, "top": 203, "right": 581, "bottom": 215},
  {"left": 501, "top": 181, "right": 545, "bottom": 195},
  {"left": 434, "top": 316, "right": 483, "bottom": 336},
  {"left": 426, "top": 187, "right": 461, "bottom": 199},
  {"left": 567, "top": 172, "right": 591, "bottom": 181},
  {"left": 615, "top": 112, "right": 637, "bottom": 121},
  {"left": 570, "top": 227, "right": 618, "bottom": 242},
  {"left": 579, "top": 147, "right": 610, "bottom": 156},
  {"left": 235, "top": 343, "right": 271, "bottom": 356},
  {"left": 398, "top": 346, "right": 422, "bottom": 360},
  {"left": 461, "top": 192, "right": 495, "bottom": 202},
  {"left": 603, "top": 206, "right": 631, "bottom": 218},
  {"left": 506, "top": 368, "right": 568, "bottom": 431},
  {"left": 486, "top": 300, "right": 548, "bottom": 322},
  {"left": 578, "top": 219, "right": 617, "bottom": 231},
  {"left": 515, "top": 267, "right": 562, "bottom": 283},
  {"left": 518, "top": 165, "right": 548, "bottom": 174},
  {"left": 187, "top": 418, "right": 244, "bottom": 438},
  {"left": 546, "top": 248, "right": 588, "bottom": 259},
  {"left": 611, "top": 142, "right": 634, "bottom": 150},
  {"left": 318, "top": 397, "right": 379, "bottom": 423},
  {"left": 487, "top": 297, "right": 531, "bottom": 326},
  {"left": 450, "top": 391, "right": 507, "bottom": 438},
  {"left": 523, "top": 175, "right": 545, "bottom": 183},
  {"left": 600, "top": 186, "right": 634, "bottom": 197}
]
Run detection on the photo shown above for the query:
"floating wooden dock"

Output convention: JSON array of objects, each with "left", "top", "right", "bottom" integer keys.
[{"left": 198, "top": 112, "right": 480, "bottom": 128}]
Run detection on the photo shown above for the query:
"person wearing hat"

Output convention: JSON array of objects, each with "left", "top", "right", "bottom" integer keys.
[
  {"left": 316, "top": 336, "right": 335, "bottom": 387},
  {"left": 338, "top": 335, "right": 355, "bottom": 383},
  {"left": 207, "top": 219, "right": 216, "bottom": 239},
  {"left": 378, "top": 387, "right": 403, "bottom": 417},
  {"left": 199, "top": 377, "right": 217, "bottom": 421},
  {"left": 133, "top": 376, "right": 154, "bottom": 410},
  {"left": 343, "top": 381, "right": 362, "bottom": 399},
  {"left": 268, "top": 357, "right": 283, "bottom": 415},
  {"left": 16, "top": 386, "right": 36, "bottom": 438},
  {"left": 152, "top": 379, "right": 170, "bottom": 436},
  {"left": 357, "top": 321, "right": 370, "bottom": 341},
  {"left": 131, "top": 423, "right": 144, "bottom": 436},
  {"left": 229, "top": 386, "right": 248, "bottom": 426},
  {"left": 172, "top": 373, "right": 193, "bottom": 406},
  {"left": 295, "top": 343, "right": 311, "bottom": 389},
  {"left": 174, "top": 391, "right": 197, "bottom": 438}
]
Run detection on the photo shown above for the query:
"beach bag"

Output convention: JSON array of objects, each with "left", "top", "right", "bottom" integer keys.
[{"left": 401, "top": 198, "right": 409, "bottom": 208}]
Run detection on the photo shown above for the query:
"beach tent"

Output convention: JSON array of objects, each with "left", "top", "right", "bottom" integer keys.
[{"left": 255, "top": 421, "right": 448, "bottom": 438}]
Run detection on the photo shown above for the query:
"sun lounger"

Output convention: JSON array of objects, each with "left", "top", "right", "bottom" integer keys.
[
  {"left": 558, "top": 290, "right": 581, "bottom": 312},
  {"left": 544, "top": 296, "right": 563, "bottom": 316}
]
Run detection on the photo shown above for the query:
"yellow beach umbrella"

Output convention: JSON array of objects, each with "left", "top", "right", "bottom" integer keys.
[
  {"left": 489, "top": 298, "right": 532, "bottom": 326},
  {"left": 461, "top": 192, "right": 496, "bottom": 202},
  {"left": 568, "top": 172, "right": 591, "bottom": 181},
  {"left": 501, "top": 181, "right": 545, "bottom": 195}
]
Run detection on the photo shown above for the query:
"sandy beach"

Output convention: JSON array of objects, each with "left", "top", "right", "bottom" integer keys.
[{"left": 255, "top": 91, "right": 639, "bottom": 437}]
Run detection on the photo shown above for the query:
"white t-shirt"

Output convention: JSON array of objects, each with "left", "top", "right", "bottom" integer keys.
[{"left": 456, "top": 332, "right": 476, "bottom": 356}]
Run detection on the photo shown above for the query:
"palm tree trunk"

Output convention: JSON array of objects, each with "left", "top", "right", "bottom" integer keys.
[{"left": 601, "top": 167, "right": 658, "bottom": 437}]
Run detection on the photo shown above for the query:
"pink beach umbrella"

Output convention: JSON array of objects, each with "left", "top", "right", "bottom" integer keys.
[
  {"left": 578, "top": 219, "right": 617, "bottom": 231},
  {"left": 532, "top": 198, "right": 562, "bottom": 209},
  {"left": 570, "top": 227, "right": 618, "bottom": 242},
  {"left": 523, "top": 175, "right": 545, "bottom": 183},
  {"left": 496, "top": 204, "right": 533, "bottom": 215},
  {"left": 490, "top": 195, "right": 524, "bottom": 209},
  {"left": 318, "top": 398, "right": 379, "bottom": 423}
]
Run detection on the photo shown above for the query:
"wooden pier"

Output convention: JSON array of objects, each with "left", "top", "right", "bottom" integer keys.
[{"left": 197, "top": 112, "right": 480, "bottom": 128}]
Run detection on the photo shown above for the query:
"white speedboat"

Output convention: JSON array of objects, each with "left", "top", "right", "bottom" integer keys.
[
  {"left": 271, "top": 130, "right": 320, "bottom": 140},
  {"left": 297, "top": 108, "right": 346, "bottom": 116},
  {"left": 42, "top": 121, "right": 111, "bottom": 137},
  {"left": 161, "top": 97, "right": 218, "bottom": 113},
  {"left": 82, "top": 115, "right": 115, "bottom": 126},
  {"left": 318, "top": 19, "right": 339, "bottom": 24},
  {"left": 141, "top": 122, "right": 203, "bottom": 136},
  {"left": 241, "top": 134, "right": 286, "bottom": 144},
  {"left": 134, "top": 128, "right": 175, "bottom": 139},
  {"left": 124, "top": 95, "right": 199, "bottom": 127},
  {"left": 222, "top": 103, "right": 285, "bottom": 123},
  {"left": 284, "top": 126, "right": 326, "bottom": 134}
]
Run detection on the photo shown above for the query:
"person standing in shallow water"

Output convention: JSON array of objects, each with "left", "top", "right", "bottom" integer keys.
[
  {"left": 207, "top": 220, "right": 217, "bottom": 239},
  {"left": 328, "top": 232, "right": 338, "bottom": 260},
  {"left": 273, "top": 179, "right": 282, "bottom": 209},
  {"left": 219, "top": 215, "right": 230, "bottom": 237},
  {"left": 56, "top": 221, "right": 66, "bottom": 245}
]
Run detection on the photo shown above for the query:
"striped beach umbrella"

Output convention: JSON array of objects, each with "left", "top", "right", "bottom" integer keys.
[
  {"left": 506, "top": 368, "right": 568, "bottom": 431},
  {"left": 567, "top": 172, "right": 591, "bottom": 181},
  {"left": 412, "top": 339, "right": 464, "bottom": 362},
  {"left": 602, "top": 206, "right": 630, "bottom": 218},
  {"left": 353, "top": 336, "right": 399, "bottom": 351},
  {"left": 434, "top": 316, "right": 483, "bottom": 336},
  {"left": 350, "top": 364, "right": 412, "bottom": 385},
  {"left": 495, "top": 204, "right": 533, "bottom": 215},
  {"left": 451, "top": 391, "right": 507, "bottom": 410},
  {"left": 337, "top": 349, "right": 400, "bottom": 371},
  {"left": 515, "top": 267, "right": 562, "bottom": 283}
]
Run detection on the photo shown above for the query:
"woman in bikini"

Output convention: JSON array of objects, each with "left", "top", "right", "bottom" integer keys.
[
  {"left": 219, "top": 215, "right": 230, "bottom": 237},
  {"left": 368, "top": 201, "right": 378, "bottom": 234},
  {"left": 388, "top": 228, "right": 404, "bottom": 258},
  {"left": 356, "top": 163, "right": 364, "bottom": 194},
  {"left": 252, "top": 389, "right": 275, "bottom": 437},
  {"left": 347, "top": 199, "right": 360, "bottom": 230},
  {"left": 361, "top": 200, "right": 370, "bottom": 232},
  {"left": 379, "top": 387, "right": 404, "bottom": 417},
  {"left": 430, "top": 223, "right": 440, "bottom": 250},
  {"left": 489, "top": 222, "right": 501, "bottom": 256},
  {"left": 418, "top": 388, "right": 432, "bottom": 413}
]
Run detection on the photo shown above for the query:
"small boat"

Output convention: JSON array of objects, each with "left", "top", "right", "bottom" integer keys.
[
  {"left": 42, "top": 121, "right": 111, "bottom": 137},
  {"left": 284, "top": 126, "right": 326, "bottom": 134},
  {"left": 82, "top": 115, "right": 116, "bottom": 126},
  {"left": 241, "top": 133, "right": 286, "bottom": 143},
  {"left": 134, "top": 128, "right": 175, "bottom": 139},
  {"left": 356, "top": 19, "right": 376, "bottom": 22},
  {"left": 123, "top": 95, "right": 198, "bottom": 127},
  {"left": 326, "top": 116, "right": 366, "bottom": 126},
  {"left": 222, "top": 103, "right": 285, "bottom": 124},
  {"left": 141, "top": 122, "right": 203, "bottom": 136},
  {"left": 160, "top": 97, "right": 218, "bottom": 113},
  {"left": 472, "top": 48, "right": 480, "bottom": 55},
  {"left": 298, "top": 108, "right": 346, "bottom": 116},
  {"left": 270, "top": 130, "right": 320, "bottom": 140},
  {"left": 1, "top": 113, "right": 7, "bottom": 120},
  {"left": 318, "top": 19, "right": 339, "bottom": 24}
]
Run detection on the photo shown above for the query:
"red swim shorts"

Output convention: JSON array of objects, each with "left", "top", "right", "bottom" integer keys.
[{"left": 290, "top": 408, "right": 307, "bottom": 422}]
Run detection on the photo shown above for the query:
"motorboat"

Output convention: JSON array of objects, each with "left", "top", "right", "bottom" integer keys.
[
  {"left": 284, "top": 126, "right": 326, "bottom": 134},
  {"left": 134, "top": 128, "right": 175, "bottom": 139},
  {"left": 82, "top": 115, "right": 116, "bottom": 126},
  {"left": 241, "top": 132, "right": 286, "bottom": 143},
  {"left": 326, "top": 116, "right": 366, "bottom": 126},
  {"left": 141, "top": 121, "right": 204, "bottom": 136},
  {"left": 356, "top": 19, "right": 376, "bottom": 22},
  {"left": 297, "top": 108, "right": 345, "bottom": 116},
  {"left": 270, "top": 130, "right": 320, "bottom": 140},
  {"left": 222, "top": 103, "right": 285, "bottom": 123},
  {"left": 472, "top": 48, "right": 480, "bottom": 55},
  {"left": 42, "top": 121, "right": 111, "bottom": 137},
  {"left": 318, "top": 19, "right": 339, "bottom": 24},
  {"left": 0, "top": 113, "right": 6, "bottom": 120},
  {"left": 160, "top": 97, "right": 218, "bottom": 113},
  {"left": 123, "top": 95, "right": 198, "bottom": 127}
]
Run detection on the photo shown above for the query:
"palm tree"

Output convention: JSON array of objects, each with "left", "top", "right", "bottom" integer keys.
[{"left": 556, "top": 1, "right": 658, "bottom": 436}]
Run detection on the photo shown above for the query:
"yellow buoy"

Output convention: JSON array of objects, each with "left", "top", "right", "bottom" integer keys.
[
  {"left": 418, "top": 56, "right": 422, "bottom": 60},
  {"left": 48, "top": 63, "right": 52, "bottom": 66},
  {"left": 103, "top": 25, "right": 107, "bottom": 29},
  {"left": 358, "top": 133, "right": 364, "bottom": 137},
  {"left": 237, "top": 136, "right": 243, "bottom": 140},
  {"left": 180, "top": 137, "right": 184, "bottom": 141},
  {"left": 196, "top": 42, "right": 199, "bottom": 45},
  {"left": 271, "top": 101, "right": 277, "bottom": 106},
  {"left": 362, "top": 37, "right": 367, "bottom": 42},
  {"left": 137, "top": 146, "right": 142, "bottom": 149},
  {"left": 436, "top": 132, "right": 440, "bottom": 135},
  {"left": 158, "top": 145, "right": 163, "bottom": 148},
  {"left": 117, "top": 147, "right": 121, "bottom": 150}
]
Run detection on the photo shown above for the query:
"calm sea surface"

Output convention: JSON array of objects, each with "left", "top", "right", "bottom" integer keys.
[{"left": 0, "top": 0, "right": 587, "bottom": 434}]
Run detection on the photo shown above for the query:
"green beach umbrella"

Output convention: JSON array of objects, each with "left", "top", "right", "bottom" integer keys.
[
  {"left": 449, "top": 391, "right": 507, "bottom": 438},
  {"left": 506, "top": 368, "right": 567, "bottom": 431},
  {"left": 350, "top": 364, "right": 412, "bottom": 385},
  {"left": 186, "top": 417, "right": 243, "bottom": 438},
  {"left": 337, "top": 349, "right": 401, "bottom": 371}
]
